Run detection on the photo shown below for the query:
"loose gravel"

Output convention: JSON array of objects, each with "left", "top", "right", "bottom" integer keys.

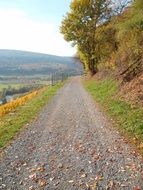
[{"left": 0, "top": 77, "right": 143, "bottom": 190}]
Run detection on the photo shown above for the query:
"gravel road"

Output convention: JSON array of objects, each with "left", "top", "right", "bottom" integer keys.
[{"left": 0, "top": 77, "right": 143, "bottom": 190}]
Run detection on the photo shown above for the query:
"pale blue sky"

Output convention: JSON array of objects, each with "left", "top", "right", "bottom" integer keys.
[
  {"left": 0, "top": 0, "right": 75, "bottom": 56},
  {"left": 0, "top": 0, "right": 71, "bottom": 22}
]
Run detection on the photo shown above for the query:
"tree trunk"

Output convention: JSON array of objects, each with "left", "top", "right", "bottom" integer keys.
[{"left": 88, "top": 58, "right": 98, "bottom": 75}]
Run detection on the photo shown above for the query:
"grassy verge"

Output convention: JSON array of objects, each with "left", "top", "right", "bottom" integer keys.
[
  {"left": 84, "top": 79, "right": 143, "bottom": 150},
  {"left": 0, "top": 82, "right": 64, "bottom": 149}
]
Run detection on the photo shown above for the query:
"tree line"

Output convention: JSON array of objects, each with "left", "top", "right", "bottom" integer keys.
[
  {"left": 61, "top": 0, "right": 143, "bottom": 79},
  {"left": 0, "top": 85, "right": 42, "bottom": 105}
]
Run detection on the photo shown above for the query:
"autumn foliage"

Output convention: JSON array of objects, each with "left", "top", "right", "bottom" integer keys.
[
  {"left": 61, "top": 0, "right": 143, "bottom": 78},
  {"left": 0, "top": 89, "right": 43, "bottom": 117}
]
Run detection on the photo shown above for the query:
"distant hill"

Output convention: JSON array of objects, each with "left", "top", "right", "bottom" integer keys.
[{"left": 0, "top": 50, "right": 83, "bottom": 76}]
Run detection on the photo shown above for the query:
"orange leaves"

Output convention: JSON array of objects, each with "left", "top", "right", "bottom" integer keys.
[{"left": 0, "top": 90, "right": 40, "bottom": 117}]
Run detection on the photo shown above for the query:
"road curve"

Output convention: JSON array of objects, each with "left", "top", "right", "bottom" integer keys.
[{"left": 0, "top": 77, "right": 143, "bottom": 190}]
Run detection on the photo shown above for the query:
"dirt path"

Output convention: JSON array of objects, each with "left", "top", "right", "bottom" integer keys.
[{"left": 0, "top": 77, "right": 142, "bottom": 190}]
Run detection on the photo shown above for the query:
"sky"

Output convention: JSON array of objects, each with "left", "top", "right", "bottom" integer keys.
[{"left": 0, "top": 0, "right": 76, "bottom": 56}]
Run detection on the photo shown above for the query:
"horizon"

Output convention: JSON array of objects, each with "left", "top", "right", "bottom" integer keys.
[
  {"left": 0, "top": 0, "right": 76, "bottom": 56},
  {"left": 0, "top": 49, "right": 75, "bottom": 57}
]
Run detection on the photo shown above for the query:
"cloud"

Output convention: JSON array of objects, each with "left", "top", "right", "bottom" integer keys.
[{"left": 0, "top": 8, "right": 75, "bottom": 56}]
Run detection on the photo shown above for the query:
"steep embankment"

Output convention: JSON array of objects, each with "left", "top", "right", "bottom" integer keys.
[{"left": 118, "top": 73, "right": 143, "bottom": 106}]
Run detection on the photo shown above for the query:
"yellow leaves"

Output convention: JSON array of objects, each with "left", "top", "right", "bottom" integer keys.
[
  {"left": 86, "top": 182, "right": 97, "bottom": 190},
  {"left": 38, "top": 179, "right": 47, "bottom": 187},
  {"left": 139, "top": 143, "right": 143, "bottom": 149},
  {"left": 0, "top": 89, "right": 42, "bottom": 117}
]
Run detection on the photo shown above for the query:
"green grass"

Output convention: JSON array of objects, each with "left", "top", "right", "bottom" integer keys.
[
  {"left": 84, "top": 79, "right": 143, "bottom": 144},
  {"left": 0, "top": 82, "right": 64, "bottom": 149}
]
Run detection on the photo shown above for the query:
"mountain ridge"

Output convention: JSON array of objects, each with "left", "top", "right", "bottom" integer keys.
[
  {"left": 0, "top": 49, "right": 82, "bottom": 76},
  {"left": 0, "top": 49, "right": 74, "bottom": 58}
]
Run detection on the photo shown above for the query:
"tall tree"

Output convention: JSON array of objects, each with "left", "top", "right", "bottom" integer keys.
[{"left": 60, "top": 0, "right": 111, "bottom": 74}]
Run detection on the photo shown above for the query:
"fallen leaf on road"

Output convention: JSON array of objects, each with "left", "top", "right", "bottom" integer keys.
[
  {"left": 91, "top": 182, "right": 97, "bottom": 190},
  {"left": 106, "top": 180, "right": 115, "bottom": 189},
  {"left": 69, "top": 180, "right": 74, "bottom": 183},
  {"left": 79, "top": 179, "right": 84, "bottom": 186},
  {"left": 54, "top": 181, "right": 60, "bottom": 186},
  {"left": 29, "top": 186, "right": 35, "bottom": 190},
  {"left": 29, "top": 173, "right": 37, "bottom": 181},
  {"left": 106, "top": 148, "right": 113, "bottom": 153},
  {"left": 86, "top": 183, "right": 90, "bottom": 188},
  {"left": 37, "top": 166, "right": 45, "bottom": 172},
  {"left": 81, "top": 174, "right": 87, "bottom": 178},
  {"left": 50, "top": 177, "right": 55, "bottom": 181},
  {"left": 95, "top": 175, "right": 103, "bottom": 181},
  {"left": 38, "top": 179, "right": 47, "bottom": 187}
]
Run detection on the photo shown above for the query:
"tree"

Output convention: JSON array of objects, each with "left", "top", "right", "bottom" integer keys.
[{"left": 60, "top": 0, "right": 111, "bottom": 74}]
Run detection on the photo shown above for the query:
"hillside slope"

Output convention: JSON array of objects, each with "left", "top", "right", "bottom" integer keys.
[{"left": 0, "top": 50, "right": 83, "bottom": 76}]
